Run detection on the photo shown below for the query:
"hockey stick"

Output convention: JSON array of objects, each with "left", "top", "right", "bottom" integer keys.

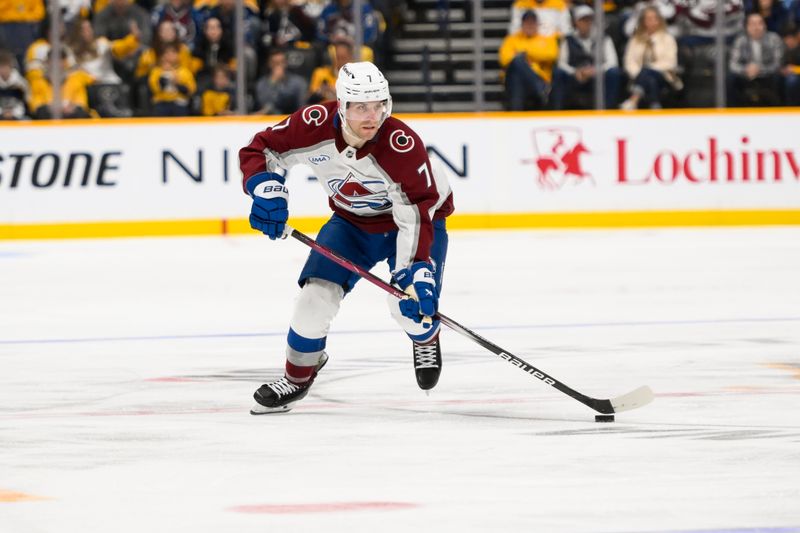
[{"left": 284, "top": 226, "right": 653, "bottom": 415}]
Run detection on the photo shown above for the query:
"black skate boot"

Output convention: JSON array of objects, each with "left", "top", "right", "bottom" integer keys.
[
  {"left": 413, "top": 338, "right": 442, "bottom": 390},
  {"left": 250, "top": 353, "right": 328, "bottom": 415}
]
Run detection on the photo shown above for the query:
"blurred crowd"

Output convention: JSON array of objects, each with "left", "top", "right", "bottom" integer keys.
[
  {"left": 0, "top": 0, "right": 393, "bottom": 119},
  {"left": 500, "top": 0, "right": 800, "bottom": 110},
  {"left": 1, "top": 1, "right": 799, "bottom": 121}
]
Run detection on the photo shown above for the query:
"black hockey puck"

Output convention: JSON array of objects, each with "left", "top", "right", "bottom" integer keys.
[{"left": 595, "top": 415, "right": 615, "bottom": 423}]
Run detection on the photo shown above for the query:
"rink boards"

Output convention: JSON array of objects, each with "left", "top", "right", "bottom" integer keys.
[{"left": 1, "top": 108, "right": 799, "bottom": 239}]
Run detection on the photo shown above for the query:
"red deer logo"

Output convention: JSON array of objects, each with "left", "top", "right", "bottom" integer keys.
[{"left": 522, "top": 127, "right": 593, "bottom": 189}]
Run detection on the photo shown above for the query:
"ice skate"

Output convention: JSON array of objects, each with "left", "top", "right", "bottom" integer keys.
[
  {"left": 413, "top": 338, "right": 442, "bottom": 390},
  {"left": 250, "top": 353, "right": 328, "bottom": 414}
]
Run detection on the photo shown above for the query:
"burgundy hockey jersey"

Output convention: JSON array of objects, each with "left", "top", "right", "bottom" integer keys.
[{"left": 239, "top": 101, "right": 454, "bottom": 267}]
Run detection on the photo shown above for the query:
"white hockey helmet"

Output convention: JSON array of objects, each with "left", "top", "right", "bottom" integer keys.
[{"left": 335, "top": 61, "right": 392, "bottom": 125}]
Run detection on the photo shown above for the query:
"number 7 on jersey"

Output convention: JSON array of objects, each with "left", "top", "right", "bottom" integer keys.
[{"left": 417, "top": 162, "right": 432, "bottom": 188}]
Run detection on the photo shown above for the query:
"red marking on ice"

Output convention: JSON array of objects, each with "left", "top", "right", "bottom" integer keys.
[
  {"left": 77, "top": 407, "right": 240, "bottom": 417},
  {"left": 228, "top": 502, "right": 418, "bottom": 514},
  {"left": 655, "top": 388, "right": 800, "bottom": 398},
  {"left": 0, "top": 406, "right": 242, "bottom": 420},
  {"left": 144, "top": 377, "right": 199, "bottom": 383},
  {"left": 654, "top": 392, "right": 709, "bottom": 397},
  {"left": 433, "top": 397, "right": 533, "bottom": 405}
]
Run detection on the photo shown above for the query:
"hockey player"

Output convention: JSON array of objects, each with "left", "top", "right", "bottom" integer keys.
[{"left": 240, "top": 61, "right": 454, "bottom": 414}]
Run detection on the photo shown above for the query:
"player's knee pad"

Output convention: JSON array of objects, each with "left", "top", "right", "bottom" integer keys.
[
  {"left": 290, "top": 278, "right": 344, "bottom": 340},
  {"left": 387, "top": 292, "right": 440, "bottom": 344}
]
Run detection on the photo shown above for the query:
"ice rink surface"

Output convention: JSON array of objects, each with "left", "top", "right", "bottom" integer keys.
[{"left": 1, "top": 227, "right": 799, "bottom": 533}]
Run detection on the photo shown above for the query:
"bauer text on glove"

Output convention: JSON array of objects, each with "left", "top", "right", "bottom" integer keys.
[
  {"left": 392, "top": 262, "right": 438, "bottom": 322},
  {"left": 246, "top": 172, "right": 289, "bottom": 240}
]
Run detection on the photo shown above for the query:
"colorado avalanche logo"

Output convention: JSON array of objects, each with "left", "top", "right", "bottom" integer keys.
[
  {"left": 302, "top": 105, "right": 328, "bottom": 126},
  {"left": 328, "top": 173, "right": 392, "bottom": 212},
  {"left": 389, "top": 130, "right": 415, "bottom": 153},
  {"left": 521, "top": 127, "right": 592, "bottom": 190}
]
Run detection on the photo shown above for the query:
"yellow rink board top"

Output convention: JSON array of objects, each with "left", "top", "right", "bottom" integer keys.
[
  {"left": 1, "top": 106, "right": 799, "bottom": 128},
  {"left": 3, "top": 210, "right": 800, "bottom": 240}
]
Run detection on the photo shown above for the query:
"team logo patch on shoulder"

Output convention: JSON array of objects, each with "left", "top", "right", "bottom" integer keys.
[
  {"left": 389, "top": 130, "right": 415, "bottom": 153},
  {"left": 302, "top": 105, "right": 328, "bottom": 126}
]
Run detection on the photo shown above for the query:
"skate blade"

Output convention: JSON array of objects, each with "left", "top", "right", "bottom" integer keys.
[{"left": 250, "top": 403, "right": 293, "bottom": 415}]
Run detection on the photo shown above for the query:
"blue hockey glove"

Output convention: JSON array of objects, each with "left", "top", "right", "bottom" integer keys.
[
  {"left": 246, "top": 172, "right": 289, "bottom": 240},
  {"left": 392, "top": 262, "right": 438, "bottom": 323}
]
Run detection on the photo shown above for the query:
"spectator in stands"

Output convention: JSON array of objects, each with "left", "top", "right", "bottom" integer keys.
[
  {"left": 193, "top": 16, "right": 235, "bottom": 90},
  {"left": 782, "top": 23, "right": 800, "bottom": 104},
  {"left": 63, "top": 0, "right": 92, "bottom": 23},
  {"left": 745, "top": 0, "right": 790, "bottom": 33},
  {"left": 195, "top": 0, "right": 259, "bottom": 18},
  {"left": 92, "top": 0, "right": 113, "bottom": 14},
  {"left": 571, "top": 0, "right": 626, "bottom": 51},
  {"left": 620, "top": 6, "right": 682, "bottom": 110},
  {"left": 0, "top": 49, "right": 29, "bottom": 120},
  {"left": 727, "top": 13, "right": 784, "bottom": 106},
  {"left": 679, "top": 0, "right": 745, "bottom": 47},
  {"left": 204, "top": 0, "right": 259, "bottom": 80},
  {"left": 94, "top": 0, "right": 152, "bottom": 45},
  {"left": 254, "top": 48, "right": 307, "bottom": 114},
  {"left": 499, "top": 10, "right": 559, "bottom": 110},
  {"left": 94, "top": 0, "right": 151, "bottom": 86},
  {"left": 200, "top": 64, "right": 235, "bottom": 115},
  {"left": 622, "top": 0, "right": 679, "bottom": 41},
  {"left": 261, "top": 0, "right": 318, "bottom": 49},
  {"left": 149, "top": 43, "right": 196, "bottom": 116},
  {"left": 205, "top": 0, "right": 260, "bottom": 49},
  {"left": 66, "top": 17, "right": 141, "bottom": 117},
  {"left": 318, "top": 0, "right": 380, "bottom": 46},
  {"left": 300, "top": 0, "right": 329, "bottom": 19},
  {"left": 67, "top": 18, "right": 141, "bottom": 85},
  {"left": 789, "top": 0, "right": 800, "bottom": 28},
  {"left": 24, "top": 17, "right": 71, "bottom": 84},
  {"left": 23, "top": 17, "right": 77, "bottom": 114},
  {"left": 259, "top": 0, "right": 321, "bottom": 80},
  {"left": 551, "top": 5, "right": 622, "bottom": 109},
  {"left": 307, "top": 35, "right": 357, "bottom": 104},
  {"left": 326, "top": 28, "right": 374, "bottom": 64},
  {"left": 0, "top": 0, "right": 45, "bottom": 69},
  {"left": 509, "top": 0, "right": 572, "bottom": 37},
  {"left": 362, "top": 0, "right": 392, "bottom": 64},
  {"left": 136, "top": 20, "right": 199, "bottom": 80},
  {"left": 136, "top": 0, "right": 158, "bottom": 11},
  {"left": 29, "top": 49, "right": 93, "bottom": 119},
  {"left": 151, "top": 0, "right": 204, "bottom": 51},
  {"left": 135, "top": 19, "right": 200, "bottom": 114}
]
